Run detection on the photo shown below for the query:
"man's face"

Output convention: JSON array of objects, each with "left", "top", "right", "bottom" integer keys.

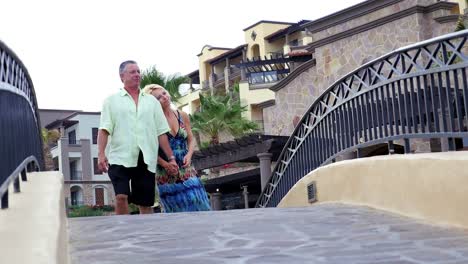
[{"left": 120, "top": 63, "right": 141, "bottom": 88}]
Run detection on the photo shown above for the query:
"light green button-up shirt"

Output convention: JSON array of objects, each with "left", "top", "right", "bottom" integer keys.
[{"left": 99, "top": 88, "right": 169, "bottom": 173}]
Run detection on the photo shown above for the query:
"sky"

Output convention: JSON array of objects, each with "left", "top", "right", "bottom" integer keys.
[{"left": 1, "top": 0, "right": 363, "bottom": 111}]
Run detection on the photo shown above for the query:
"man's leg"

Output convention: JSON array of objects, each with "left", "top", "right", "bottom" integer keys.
[
  {"left": 108, "top": 165, "right": 131, "bottom": 215},
  {"left": 131, "top": 151, "right": 156, "bottom": 214},
  {"left": 115, "top": 194, "right": 129, "bottom": 215}
]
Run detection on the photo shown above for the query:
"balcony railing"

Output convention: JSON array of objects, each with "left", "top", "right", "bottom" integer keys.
[
  {"left": 70, "top": 170, "right": 83, "bottom": 181},
  {"left": 235, "top": 54, "right": 291, "bottom": 85},
  {"left": 68, "top": 139, "right": 81, "bottom": 145},
  {"left": 253, "top": 120, "right": 265, "bottom": 134}
]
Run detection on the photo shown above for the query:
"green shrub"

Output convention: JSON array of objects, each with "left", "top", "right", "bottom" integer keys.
[{"left": 68, "top": 205, "right": 106, "bottom": 218}]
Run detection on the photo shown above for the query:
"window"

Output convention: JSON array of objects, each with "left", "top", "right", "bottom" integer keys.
[
  {"left": 289, "top": 39, "right": 299, "bottom": 47},
  {"left": 93, "top": 158, "right": 102, "bottom": 174},
  {"left": 68, "top": 130, "right": 76, "bottom": 145},
  {"left": 92, "top": 128, "right": 98, "bottom": 144}
]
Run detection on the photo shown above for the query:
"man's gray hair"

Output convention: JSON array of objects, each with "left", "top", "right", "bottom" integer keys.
[{"left": 119, "top": 60, "right": 137, "bottom": 74}]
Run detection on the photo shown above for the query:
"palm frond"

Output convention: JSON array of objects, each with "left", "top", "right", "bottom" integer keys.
[
  {"left": 140, "top": 66, "right": 166, "bottom": 88},
  {"left": 190, "top": 93, "right": 258, "bottom": 144}
]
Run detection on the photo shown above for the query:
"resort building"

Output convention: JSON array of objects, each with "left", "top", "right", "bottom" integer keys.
[
  {"left": 186, "top": 0, "right": 468, "bottom": 209},
  {"left": 39, "top": 109, "right": 114, "bottom": 207}
]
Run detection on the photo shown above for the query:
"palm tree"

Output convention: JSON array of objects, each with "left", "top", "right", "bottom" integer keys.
[
  {"left": 41, "top": 128, "right": 61, "bottom": 170},
  {"left": 190, "top": 93, "right": 258, "bottom": 145},
  {"left": 140, "top": 65, "right": 188, "bottom": 102}
]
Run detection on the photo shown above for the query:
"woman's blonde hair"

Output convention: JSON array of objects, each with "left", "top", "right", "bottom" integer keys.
[{"left": 142, "top": 84, "right": 167, "bottom": 95}]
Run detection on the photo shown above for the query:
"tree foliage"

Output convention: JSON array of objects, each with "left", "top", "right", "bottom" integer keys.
[
  {"left": 190, "top": 94, "right": 258, "bottom": 145},
  {"left": 140, "top": 65, "right": 188, "bottom": 102}
]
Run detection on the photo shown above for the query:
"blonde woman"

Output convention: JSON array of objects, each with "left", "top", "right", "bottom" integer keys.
[{"left": 143, "top": 84, "right": 211, "bottom": 212}]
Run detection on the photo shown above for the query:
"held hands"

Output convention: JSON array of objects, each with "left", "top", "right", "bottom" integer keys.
[
  {"left": 97, "top": 153, "right": 109, "bottom": 173},
  {"left": 165, "top": 159, "right": 179, "bottom": 176}
]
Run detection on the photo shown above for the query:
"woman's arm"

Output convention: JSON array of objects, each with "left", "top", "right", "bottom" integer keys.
[{"left": 182, "top": 111, "right": 195, "bottom": 168}]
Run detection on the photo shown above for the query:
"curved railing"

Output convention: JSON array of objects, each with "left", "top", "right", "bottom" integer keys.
[
  {"left": 256, "top": 30, "right": 468, "bottom": 208},
  {"left": 0, "top": 39, "right": 44, "bottom": 208}
]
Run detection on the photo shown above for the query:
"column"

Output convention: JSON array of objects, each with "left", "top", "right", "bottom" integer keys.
[
  {"left": 211, "top": 191, "right": 222, "bottom": 210},
  {"left": 209, "top": 65, "right": 215, "bottom": 96},
  {"left": 225, "top": 58, "right": 230, "bottom": 93},
  {"left": 241, "top": 48, "right": 247, "bottom": 82},
  {"left": 257, "top": 152, "right": 272, "bottom": 191},
  {"left": 242, "top": 185, "right": 249, "bottom": 209}
]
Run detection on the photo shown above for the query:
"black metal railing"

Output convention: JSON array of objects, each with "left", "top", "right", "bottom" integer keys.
[
  {"left": 70, "top": 170, "right": 83, "bottom": 181},
  {"left": 235, "top": 54, "right": 291, "bottom": 85},
  {"left": 68, "top": 138, "right": 81, "bottom": 145},
  {"left": 0, "top": 40, "right": 44, "bottom": 209},
  {"left": 256, "top": 30, "right": 468, "bottom": 208}
]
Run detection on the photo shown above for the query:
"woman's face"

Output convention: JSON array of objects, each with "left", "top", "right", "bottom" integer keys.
[{"left": 151, "top": 88, "right": 171, "bottom": 107}]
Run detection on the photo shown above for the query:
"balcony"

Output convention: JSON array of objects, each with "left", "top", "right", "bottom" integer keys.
[
  {"left": 211, "top": 66, "right": 243, "bottom": 89},
  {"left": 236, "top": 54, "right": 291, "bottom": 85},
  {"left": 202, "top": 80, "right": 210, "bottom": 90},
  {"left": 70, "top": 170, "right": 83, "bottom": 181},
  {"left": 253, "top": 120, "right": 265, "bottom": 134},
  {"left": 68, "top": 139, "right": 81, "bottom": 145}
]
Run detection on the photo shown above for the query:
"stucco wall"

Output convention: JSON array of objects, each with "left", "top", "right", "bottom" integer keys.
[
  {"left": 0, "top": 172, "right": 70, "bottom": 264},
  {"left": 278, "top": 151, "right": 468, "bottom": 229},
  {"left": 244, "top": 23, "right": 291, "bottom": 58},
  {"left": 264, "top": 2, "right": 458, "bottom": 136}
]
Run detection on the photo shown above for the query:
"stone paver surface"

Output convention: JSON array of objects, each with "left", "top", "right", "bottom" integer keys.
[{"left": 69, "top": 204, "right": 468, "bottom": 264}]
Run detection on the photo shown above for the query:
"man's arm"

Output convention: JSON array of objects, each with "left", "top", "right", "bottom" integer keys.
[{"left": 97, "top": 129, "right": 109, "bottom": 173}]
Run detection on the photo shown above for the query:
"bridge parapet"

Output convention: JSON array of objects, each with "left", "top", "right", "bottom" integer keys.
[
  {"left": 0, "top": 40, "right": 44, "bottom": 209},
  {"left": 257, "top": 30, "right": 468, "bottom": 208}
]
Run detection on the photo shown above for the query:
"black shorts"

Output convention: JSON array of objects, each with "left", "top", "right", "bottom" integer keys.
[{"left": 108, "top": 151, "right": 155, "bottom": 207}]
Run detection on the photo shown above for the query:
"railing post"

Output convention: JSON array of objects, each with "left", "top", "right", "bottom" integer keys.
[
  {"left": 404, "top": 138, "right": 411, "bottom": 154},
  {"left": 356, "top": 148, "right": 363, "bottom": 158},
  {"left": 14, "top": 175, "right": 20, "bottom": 193},
  {"left": 1, "top": 190, "right": 8, "bottom": 209},
  {"left": 211, "top": 192, "right": 222, "bottom": 211},
  {"left": 388, "top": 140, "right": 395, "bottom": 155},
  {"left": 242, "top": 185, "right": 249, "bottom": 209},
  {"left": 21, "top": 168, "right": 27, "bottom": 181},
  {"left": 448, "top": 138, "right": 456, "bottom": 151}
]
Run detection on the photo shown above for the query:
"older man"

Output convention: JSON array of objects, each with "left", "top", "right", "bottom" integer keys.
[{"left": 97, "top": 60, "right": 177, "bottom": 215}]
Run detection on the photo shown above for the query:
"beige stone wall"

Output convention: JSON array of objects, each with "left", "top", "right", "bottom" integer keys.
[
  {"left": 312, "top": 0, "right": 441, "bottom": 42},
  {"left": 65, "top": 182, "right": 114, "bottom": 206},
  {"left": 0, "top": 172, "right": 70, "bottom": 264},
  {"left": 265, "top": 10, "right": 458, "bottom": 136},
  {"left": 278, "top": 151, "right": 468, "bottom": 229}
]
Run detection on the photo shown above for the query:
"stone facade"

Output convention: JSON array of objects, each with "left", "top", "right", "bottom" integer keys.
[
  {"left": 264, "top": 1, "right": 459, "bottom": 137},
  {"left": 65, "top": 183, "right": 115, "bottom": 206}
]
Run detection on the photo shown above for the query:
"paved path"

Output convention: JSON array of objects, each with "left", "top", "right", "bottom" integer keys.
[{"left": 69, "top": 204, "right": 468, "bottom": 264}]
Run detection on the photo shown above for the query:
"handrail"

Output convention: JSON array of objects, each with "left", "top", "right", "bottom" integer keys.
[
  {"left": 0, "top": 156, "right": 40, "bottom": 208},
  {"left": 256, "top": 29, "right": 468, "bottom": 208}
]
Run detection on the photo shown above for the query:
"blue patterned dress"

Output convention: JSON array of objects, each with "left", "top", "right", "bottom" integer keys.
[{"left": 156, "top": 111, "right": 211, "bottom": 213}]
